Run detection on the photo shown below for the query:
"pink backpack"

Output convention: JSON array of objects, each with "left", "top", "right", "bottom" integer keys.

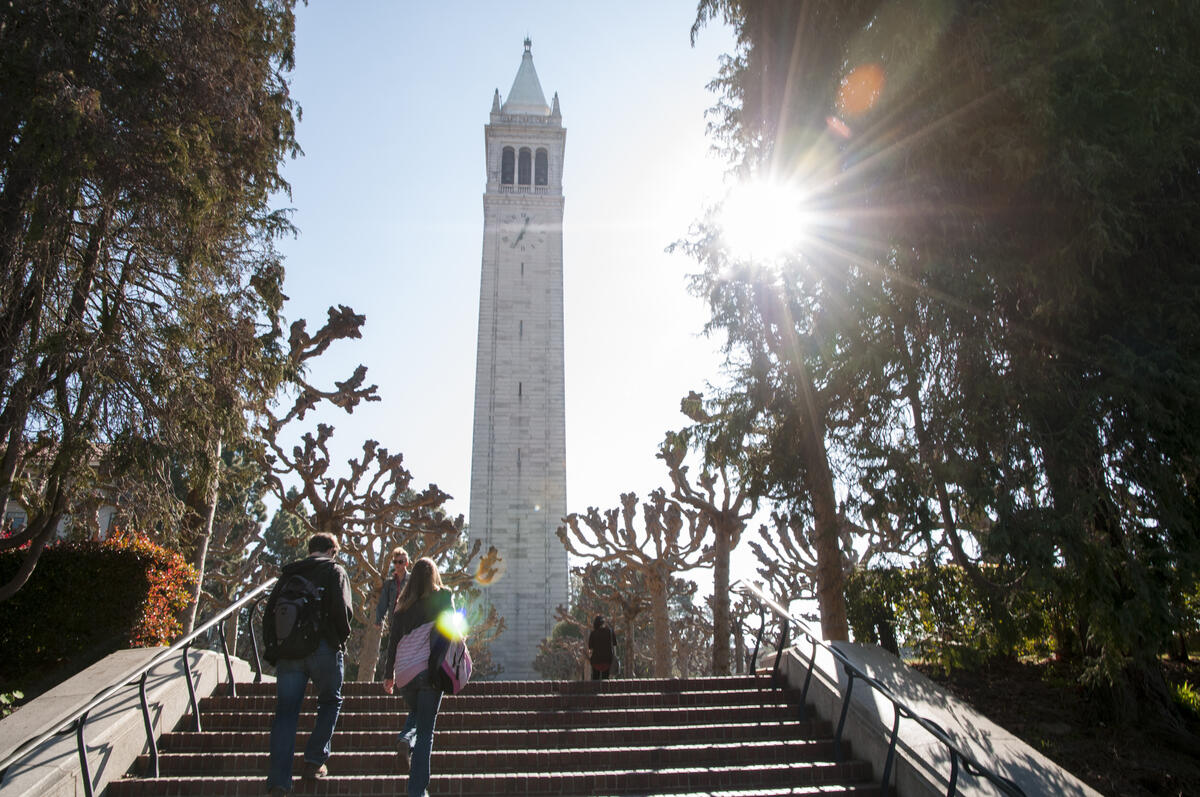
[{"left": 437, "top": 636, "right": 473, "bottom": 694}]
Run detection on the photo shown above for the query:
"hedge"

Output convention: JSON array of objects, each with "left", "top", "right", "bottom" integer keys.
[{"left": 0, "top": 531, "right": 197, "bottom": 688}]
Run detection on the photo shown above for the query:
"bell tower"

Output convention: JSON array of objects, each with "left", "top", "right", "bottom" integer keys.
[{"left": 469, "top": 39, "right": 568, "bottom": 679}]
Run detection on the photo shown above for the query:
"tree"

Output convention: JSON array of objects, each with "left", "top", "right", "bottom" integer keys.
[
  {"left": 0, "top": 1, "right": 299, "bottom": 603},
  {"left": 255, "top": 306, "right": 499, "bottom": 674},
  {"left": 659, "top": 431, "right": 756, "bottom": 674},
  {"left": 691, "top": 0, "right": 1200, "bottom": 736},
  {"left": 559, "top": 490, "right": 711, "bottom": 677}
]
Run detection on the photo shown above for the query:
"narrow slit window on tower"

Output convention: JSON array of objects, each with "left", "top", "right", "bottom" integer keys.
[
  {"left": 518, "top": 382, "right": 522, "bottom": 398},
  {"left": 501, "top": 147, "right": 515, "bottom": 185},
  {"left": 518, "top": 147, "right": 532, "bottom": 185},
  {"left": 519, "top": 319, "right": 523, "bottom": 338},
  {"left": 535, "top": 148, "right": 548, "bottom": 186}
]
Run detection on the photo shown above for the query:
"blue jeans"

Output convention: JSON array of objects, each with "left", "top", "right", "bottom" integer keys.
[
  {"left": 399, "top": 670, "right": 443, "bottom": 797},
  {"left": 267, "top": 639, "right": 344, "bottom": 792}
]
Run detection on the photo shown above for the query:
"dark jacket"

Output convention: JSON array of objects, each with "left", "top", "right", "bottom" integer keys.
[
  {"left": 588, "top": 625, "right": 616, "bottom": 665},
  {"left": 271, "top": 552, "right": 353, "bottom": 651},
  {"left": 374, "top": 568, "right": 408, "bottom": 625},
  {"left": 383, "top": 587, "right": 454, "bottom": 678}
]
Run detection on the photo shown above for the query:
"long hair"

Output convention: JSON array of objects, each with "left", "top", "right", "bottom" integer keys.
[{"left": 396, "top": 557, "right": 443, "bottom": 613}]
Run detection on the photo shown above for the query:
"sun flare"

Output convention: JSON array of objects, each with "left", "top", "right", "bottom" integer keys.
[{"left": 718, "top": 179, "right": 812, "bottom": 263}]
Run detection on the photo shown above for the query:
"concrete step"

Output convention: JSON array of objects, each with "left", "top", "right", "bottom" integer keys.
[
  {"left": 109, "top": 759, "right": 876, "bottom": 796},
  {"left": 228, "top": 674, "right": 773, "bottom": 697},
  {"left": 158, "top": 719, "right": 835, "bottom": 753},
  {"left": 138, "top": 738, "right": 844, "bottom": 776},
  {"left": 202, "top": 687, "right": 801, "bottom": 713},
  {"left": 196, "top": 703, "right": 806, "bottom": 731}
]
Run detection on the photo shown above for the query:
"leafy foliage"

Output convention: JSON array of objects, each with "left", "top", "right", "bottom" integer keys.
[{"left": 0, "top": 532, "right": 196, "bottom": 690}]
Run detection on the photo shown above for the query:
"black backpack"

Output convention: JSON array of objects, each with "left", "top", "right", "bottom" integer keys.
[{"left": 264, "top": 568, "right": 327, "bottom": 665}]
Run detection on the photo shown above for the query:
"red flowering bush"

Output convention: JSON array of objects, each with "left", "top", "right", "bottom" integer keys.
[
  {"left": 101, "top": 530, "right": 198, "bottom": 647},
  {"left": 0, "top": 531, "right": 197, "bottom": 689}
]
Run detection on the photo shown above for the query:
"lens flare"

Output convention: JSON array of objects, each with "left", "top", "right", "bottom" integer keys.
[
  {"left": 474, "top": 547, "right": 505, "bottom": 586},
  {"left": 837, "top": 63, "right": 885, "bottom": 117},
  {"left": 436, "top": 609, "right": 469, "bottom": 641}
]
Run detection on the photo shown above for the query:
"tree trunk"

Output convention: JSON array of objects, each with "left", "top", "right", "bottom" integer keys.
[
  {"left": 359, "top": 620, "right": 384, "bottom": 682},
  {"left": 183, "top": 437, "right": 223, "bottom": 636},
  {"left": 798, "top": 412, "right": 849, "bottom": 641},
  {"left": 649, "top": 572, "right": 672, "bottom": 677},
  {"left": 734, "top": 621, "right": 746, "bottom": 674},
  {"left": 713, "top": 523, "right": 732, "bottom": 674},
  {"left": 759, "top": 284, "right": 849, "bottom": 641}
]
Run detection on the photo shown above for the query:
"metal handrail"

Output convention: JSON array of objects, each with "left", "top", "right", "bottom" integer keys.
[
  {"left": 0, "top": 577, "right": 277, "bottom": 797},
  {"left": 735, "top": 580, "right": 1027, "bottom": 797}
]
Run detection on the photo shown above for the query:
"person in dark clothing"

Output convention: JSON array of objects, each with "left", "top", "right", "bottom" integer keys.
[
  {"left": 373, "top": 546, "right": 410, "bottom": 679},
  {"left": 265, "top": 533, "right": 353, "bottom": 796},
  {"left": 588, "top": 615, "right": 617, "bottom": 680},
  {"left": 383, "top": 557, "right": 455, "bottom": 797}
]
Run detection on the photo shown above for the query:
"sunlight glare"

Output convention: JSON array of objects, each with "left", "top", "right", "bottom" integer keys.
[{"left": 719, "top": 179, "right": 811, "bottom": 263}]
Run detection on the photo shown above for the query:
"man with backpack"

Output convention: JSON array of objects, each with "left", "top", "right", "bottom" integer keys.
[{"left": 263, "top": 532, "right": 353, "bottom": 796}]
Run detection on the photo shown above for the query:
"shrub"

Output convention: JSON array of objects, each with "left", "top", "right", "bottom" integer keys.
[
  {"left": 1172, "top": 681, "right": 1200, "bottom": 721},
  {"left": 0, "top": 531, "right": 197, "bottom": 690},
  {"left": 846, "top": 563, "right": 1050, "bottom": 671}
]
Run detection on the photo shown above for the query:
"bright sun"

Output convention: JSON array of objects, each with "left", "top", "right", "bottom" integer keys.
[{"left": 718, "top": 179, "right": 811, "bottom": 263}]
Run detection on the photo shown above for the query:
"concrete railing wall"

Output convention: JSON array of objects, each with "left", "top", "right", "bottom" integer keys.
[
  {"left": 774, "top": 640, "right": 1101, "bottom": 796},
  {"left": 0, "top": 647, "right": 257, "bottom": 797}
]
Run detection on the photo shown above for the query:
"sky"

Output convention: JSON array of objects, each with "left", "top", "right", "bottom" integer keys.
[{"left": 274, "top": 3, "right": 757, "bottom": 589}]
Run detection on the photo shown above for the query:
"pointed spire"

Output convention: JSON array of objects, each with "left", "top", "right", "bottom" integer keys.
[
  {"left": 491, "top": 88, "right": 501, "bottom": 113},
  {"left": 502, "top": 38, "right": 550, "bottom": 116},
  {"left": 551, "top": 91, "right": 561, "bottom": 119}
]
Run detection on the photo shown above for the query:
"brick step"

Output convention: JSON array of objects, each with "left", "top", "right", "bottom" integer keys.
[
  {"left": 108, "top": 760, "right": 875, "bottom": 796},
  {"left": 202, "top": 687, "right": 798, "bottom": 714},
  {"left": 140, "top": 738, "right": 845, "bottom": 776},
  {"left": 197, "top": 703, "right": 803, "bottom": 732},
  {"left": 159, "top": 719, "right": 835, "bottom": 753},
  {"left": 227, "top": 674, "right": 772, "bottom": 697}
]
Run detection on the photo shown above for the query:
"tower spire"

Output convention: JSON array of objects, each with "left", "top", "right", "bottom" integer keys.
[{"left": 503, "top": 38, "right": 550, "bottom": 116}]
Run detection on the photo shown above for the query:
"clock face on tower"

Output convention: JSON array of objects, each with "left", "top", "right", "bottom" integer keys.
[{"left": 500, "top": 212, "right": 547, "bottom": 253}]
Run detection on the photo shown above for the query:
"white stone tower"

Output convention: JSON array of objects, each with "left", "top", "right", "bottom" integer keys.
[{"left": 468, "top": 39, "right": 568, "bottom": 679}]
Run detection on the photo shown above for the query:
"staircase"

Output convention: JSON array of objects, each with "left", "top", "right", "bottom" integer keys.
[{"left": 108, "top": 675, "right": 878, "bottom": 796}]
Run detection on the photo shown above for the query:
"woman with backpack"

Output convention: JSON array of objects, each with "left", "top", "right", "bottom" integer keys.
[{"left": 383, "top": 557, "right": 454, "bottom": 797}]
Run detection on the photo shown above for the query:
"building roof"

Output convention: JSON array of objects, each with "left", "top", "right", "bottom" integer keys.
[{"left": 502, "top": 38, "right": 551, "bottom": 116}]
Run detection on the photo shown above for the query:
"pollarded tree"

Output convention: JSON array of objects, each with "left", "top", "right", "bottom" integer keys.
[
  {"left": 659, "top": 431, "right": 756, "bottom": 675},
  {"left": 256, "top": 306, "right": 497, "bottom": 672},
  {"left": 559, "top": 490, "right": 711, "bottom": 677}
]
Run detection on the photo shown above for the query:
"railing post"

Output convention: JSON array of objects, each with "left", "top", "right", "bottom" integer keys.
[
  {"left": 138, "top": 672, "right": 159, "bottom": 777},
  {"left": 881, "top": 702, "right": 902, "bottom": 797},
  {"left": 834, "top": 664, "right": 855, "bottom": 763},
  {"left": 75, "top": 711, "right": 93, "bottom": 797},
  {"left": 250, "top": 598, "right": 266, "bottom": 683},
  {"left": 180, "top": 642, "right": 201, "bottom": 732},
  {"left": 771, "top": 619, "right": 789, "bottom": 688},
  {"left": 797, "top": 637, "right": 818, "bottom": 721},
  {"left": 217, "top": 622, "right": 237, "bottom": 697},
  {"left": 750, "top": 606, "right": 766, "bottom": 675}
]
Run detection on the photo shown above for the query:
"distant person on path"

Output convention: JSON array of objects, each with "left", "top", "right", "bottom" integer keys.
[
  {"left": 374, "top": 546, "right": 411, "bottom": 679},
  {"left": 264, "top": 532, "right": 353, "bottom": 796},
  {"left": 383, "top": 557, "right": 455, "bottom": 797},
  {"left": 588, "top": 616, "right": 617, "bottom": 680}
]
